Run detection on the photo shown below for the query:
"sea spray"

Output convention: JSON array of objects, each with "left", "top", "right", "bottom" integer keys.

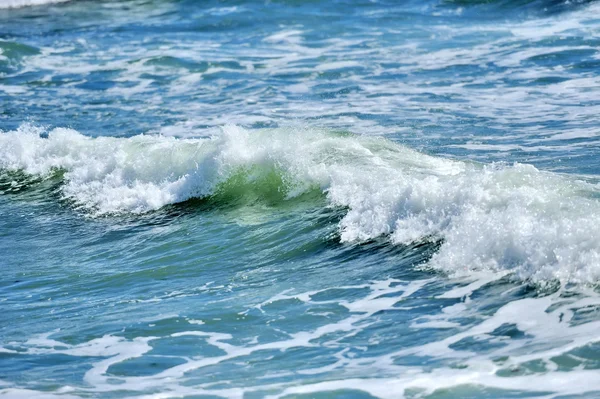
[{"left": 2, "top": 124, "right": 599, "bottom": 283}]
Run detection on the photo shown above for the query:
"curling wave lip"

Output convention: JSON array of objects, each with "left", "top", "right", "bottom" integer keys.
[{"left": 2, "top": 123, "right": 599, "bottom": 284}]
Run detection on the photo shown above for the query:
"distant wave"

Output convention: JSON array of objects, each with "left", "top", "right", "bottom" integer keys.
[
  {"left": 2, "top": 124, "right": 600, "bottom": 284},
  {"left": 0, "top": 0, "right": 71, "bottom": 9}
]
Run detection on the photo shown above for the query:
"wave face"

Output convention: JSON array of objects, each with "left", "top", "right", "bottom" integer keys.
[{"left": 2, "top": 124, "right": 599, "bottom": 284}]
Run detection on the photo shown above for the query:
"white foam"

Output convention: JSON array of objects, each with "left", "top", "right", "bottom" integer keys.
[
  {"left": 0, "top": 0, "right": 70, "bottom": 8},
  {"left": 1, "top": 124, "right": 600, "bottom": 284},
  {"left": 436, "top": 273, "right": 507, "bottom": 299},
  {"left": 315, "top": 61, "right": 362, "bottom": 71},
  {"left": 4, "top": 278, "right": 600, "bottom": 398},
  {"left": 4, "top": 0, "right": 599, "bottom": 159}
]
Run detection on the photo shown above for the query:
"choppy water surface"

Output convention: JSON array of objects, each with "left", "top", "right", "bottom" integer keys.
[{"left": 1, "top": 0, "right": 600, "bottom": 398}]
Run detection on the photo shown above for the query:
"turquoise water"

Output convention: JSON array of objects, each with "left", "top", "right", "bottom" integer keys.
[{"left": 1, "top": 0, "right": 600, "bottom": 398}]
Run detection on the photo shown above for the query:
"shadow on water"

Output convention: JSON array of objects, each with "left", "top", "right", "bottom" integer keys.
[
  {"left": 441, "top": 0, "right": 596, "bottom": 16},
  {"left": 322, "top": 233, "right": 443, "bottom": 267},
  {"left": 0, "top": 169, "right": 64, "bottom": 204}
]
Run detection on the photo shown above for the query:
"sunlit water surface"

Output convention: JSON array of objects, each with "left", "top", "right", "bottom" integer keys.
[{"left": 1, "top": 0, "right": 600, "bottom": 398}]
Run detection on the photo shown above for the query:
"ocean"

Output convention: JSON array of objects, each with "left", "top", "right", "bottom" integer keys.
[{"left": 1, "top": 0, "right": 600, "bottom": 398}]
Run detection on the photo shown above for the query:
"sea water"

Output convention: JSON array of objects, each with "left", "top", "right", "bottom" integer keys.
[{"left": 1, "top": 0, "right": 600, "bottom": 398}]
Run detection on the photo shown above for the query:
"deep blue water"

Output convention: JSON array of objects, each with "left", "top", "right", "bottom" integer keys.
[{"left": 1, "top": 0, "right": 600, "bottom": 398}]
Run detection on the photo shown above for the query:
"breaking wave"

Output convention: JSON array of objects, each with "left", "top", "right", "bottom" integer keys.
[{"left": 1, "top": 124, "right": 600, "bottom": 283}]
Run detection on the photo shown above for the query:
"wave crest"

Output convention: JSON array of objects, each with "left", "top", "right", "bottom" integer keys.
[
  {"left": 1, "top": 124, "right": 599, "bottom": 283},
  {"left": 0, "top": 0, "right": 71, "bottom": 9}
]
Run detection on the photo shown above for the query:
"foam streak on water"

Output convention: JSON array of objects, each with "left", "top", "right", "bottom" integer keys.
[
  {"left": 2, "top": 0, "right": 599, "bottom": 172},
  {"left": 2, "top": 278, "right": 600, "bottom": 398}
]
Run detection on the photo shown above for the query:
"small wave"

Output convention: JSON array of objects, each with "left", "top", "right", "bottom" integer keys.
[
  {"left": 0, "top": 0, "right": 70, "bottom": 9},
  {"left": 1, "top": 124, "right": 599, "bottom": 284}
]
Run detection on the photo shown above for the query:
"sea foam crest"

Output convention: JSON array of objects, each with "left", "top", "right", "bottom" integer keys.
[{"left": 1, "top": 124, "right": 599, "bottom": 283}]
